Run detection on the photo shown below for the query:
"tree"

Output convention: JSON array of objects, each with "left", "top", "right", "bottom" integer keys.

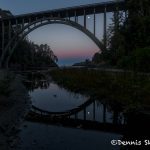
[
  {"left": 92, "top": 52, "right": 103, "bottom": 64},
  {"left": 98, "top": 0, "right": 150, "bottom": 71},
  {"left": 132, "top": 47, "right": 150, "bottom": 72},
  {"left": 10, "top": 39, "right": 58, "bottom": 69},
  {"left": 125, "top": 0, "right": 150, "bottom": 51}
]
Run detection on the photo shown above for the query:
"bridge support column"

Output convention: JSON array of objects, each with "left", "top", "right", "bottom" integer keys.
[
  {"left": 113, "top": 111, "right": 119, "bottom": 124},
  {"left": 103, "top": 104, "right": 106, "bottom": 123},
  {"left": 84, "top": 108, "right": 86, "bottom": 120},
  {"left": 0, "top": 21, "right": 5, "bottom": 68},
  {"left": 93, "top": 101, "right": 96, "bottom": 121},
  {"left": 8, "top": 21, "right": 12, "bottom": 41},
  {"left": 65, "top": 11, "right": 69, "bottom": 20},
  {"left": 75, "top": 113, "right": 78, "bottom": 119},
  {"left": 58, "top": 13, "right": 60, "bottom": 18},
  {"left": 2, "top": 21, "right": 4, "bottom": 53},
  {"left": 8, "top": 20, "right": 11, "bottom": 41},
  {"left": 76, "top": 16, "right": 78, "bottom": 23},
  {"left": 93, "top": 8, "right": 96, "bottom": 36},
  {"left": 29, "top": 18, "right": 31, "bottom": 25},
  {"left": 74, "top": 11, "right": 77, "bottom": 23},
  {"left": 84, "top": 10, "right": 86, "bottom": 28},
  {"left": 103, "top": 7, "right": 107, "bottom": 50},
  {"left": 16, "top": 19, "right": 18, "bottom": 31},
  {"left": 22, "top": 18, "right": 25, "bottom": 28}
]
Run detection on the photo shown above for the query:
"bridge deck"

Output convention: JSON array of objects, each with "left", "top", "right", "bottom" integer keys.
[{"left": 1, "top": 0, "right": 125, "bottom": 23}]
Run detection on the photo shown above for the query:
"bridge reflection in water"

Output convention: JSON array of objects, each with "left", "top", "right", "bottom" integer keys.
[
  {"left": 26, "top": 98, "right": 126, "bottom": 135},
  {"left": 23, "top": 71, "right": 150, "bottom": 138}
]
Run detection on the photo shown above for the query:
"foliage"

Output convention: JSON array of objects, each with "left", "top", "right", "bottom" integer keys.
[
  {"left": 92, "top": 52, "right": 103, "bottom": 64},
  {"left": 0, "top": 10, "right": 58, "bottom": 69},
  {"left": 124, "top": 0, "right": 150, "bottom": 50},
  {"left": 93, "top": 0, "right": 150, "bottom": 72},
  {"left": 132, "top": 47, "right": 150, "bottom": 72},
  {"left": 50, "top": 68, "right": 150, "bottom": 109},
  {"left": 10, "top": 39, "right": 58, "bottom": 68},
  {"left": 117, "top": 47, "right": 150, "bottom": 72}
]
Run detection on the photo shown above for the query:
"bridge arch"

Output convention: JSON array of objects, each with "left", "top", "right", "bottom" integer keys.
[
  {"left": 1, "top": 17, "right": 104, "bottom": 67},
  {"left": 31, "top": 98, "right": 94, "bottom": 117}
]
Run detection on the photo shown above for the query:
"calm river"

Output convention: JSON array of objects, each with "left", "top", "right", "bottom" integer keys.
[{"left": 16, "top": 71, "right": 123, "bottom": 150}]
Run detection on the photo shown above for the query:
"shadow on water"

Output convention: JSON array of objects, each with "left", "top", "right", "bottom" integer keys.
[{"left": 18, "top": 71, "right": 150, "bottom": 149}]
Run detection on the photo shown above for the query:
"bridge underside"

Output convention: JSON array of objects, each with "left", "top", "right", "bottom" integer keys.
[{"left": 0, "top": 18, "right": 105, "bottom": 68}]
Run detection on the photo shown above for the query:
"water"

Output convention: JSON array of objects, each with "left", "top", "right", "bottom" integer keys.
[
  {"left": 30, "top": 82, "right": 88, "bottom": 112},
  {"left": 28, "top": 78, "right": 125, "bottom": 124},
  {"left": 17, "top": 72, "right": 123, "bottom": 150},
  {"left": 29, "top": 81, "right": 125, "bottom": 124},
  {"left": 17, "top": 121, "right": 121, "bottom": 150}
]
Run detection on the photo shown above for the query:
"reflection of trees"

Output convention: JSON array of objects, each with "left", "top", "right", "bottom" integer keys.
[
  {"left": 24, "top": 72, "right": 126, "bottom": 127},
  {"left": 25, "top": 73, "right": 149, "bottom": 140},
  {"left": 96, "top": 100, "right": 125, "bottom": 125},
  {"left": 23, "top": 72, "right": 51, "bottom": 91}
]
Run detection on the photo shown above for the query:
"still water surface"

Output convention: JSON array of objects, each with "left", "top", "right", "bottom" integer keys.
[
  {"left": 30, "top": 82, "right": 88, "bottom": 112},
  {"left": 17, "top": 72, "right": 123, "bottom": 150}
]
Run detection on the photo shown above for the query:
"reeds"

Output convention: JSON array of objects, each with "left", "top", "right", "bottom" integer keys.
[{"left": 50, "top": 68, "right": 150, "bottom": 109}]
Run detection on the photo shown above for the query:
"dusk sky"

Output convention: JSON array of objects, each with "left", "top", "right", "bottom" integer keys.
[{"left": 0, "top": 0, "right": 113, "bottom": 66}]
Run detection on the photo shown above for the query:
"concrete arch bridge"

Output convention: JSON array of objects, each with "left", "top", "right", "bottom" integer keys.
[{"left": 0, "top": 0, "right": 126, "bottom": 68}]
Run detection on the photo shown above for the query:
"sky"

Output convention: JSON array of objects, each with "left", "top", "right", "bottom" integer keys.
[{"left": 0, "top": 0, "right": 113, "bottom": 66}]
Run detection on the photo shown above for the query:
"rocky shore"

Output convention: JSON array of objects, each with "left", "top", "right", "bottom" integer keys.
[{"left": 0, "top": 71, "right": 30, "bottom": 150}]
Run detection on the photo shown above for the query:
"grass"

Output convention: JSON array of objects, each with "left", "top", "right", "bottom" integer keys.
[{"left": 50, "top": 68, "right": 150, "bottom": 111}]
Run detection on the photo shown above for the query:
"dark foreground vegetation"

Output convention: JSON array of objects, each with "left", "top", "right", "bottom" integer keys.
[
  {"left": 0, "top": 71, "right": 29, "bottom": 150},
  {"left": 51, "top": 68, "right": 150, "bottom": 112},
  {"left": 92, "top": 0, "right": 150, "bottom": 72}
]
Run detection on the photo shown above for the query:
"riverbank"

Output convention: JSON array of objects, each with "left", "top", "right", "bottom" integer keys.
[
  {"left": 50, "top": 68, "right": 150, "bottom": 112},
  {"left": 0, "top": 70, "right": 30, "bottom": 150}
]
